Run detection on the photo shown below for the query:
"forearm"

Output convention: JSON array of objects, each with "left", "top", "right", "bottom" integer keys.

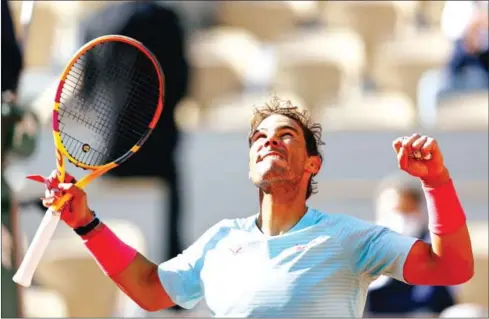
[
  {"left": 111, "top": 253, "right": 175, "bottom": 311},
  {"left": 423, "top": 171, "right": 474, "bottom": 282},
  {"left": 429, "top": 226, "right": 473, "bottom": 283},
  {"left": 82, "top": 223, "right": 174, "bottom": 311}
]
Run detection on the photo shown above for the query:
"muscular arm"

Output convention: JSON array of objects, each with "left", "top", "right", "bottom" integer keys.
[
  {"left": 404, "top": 227, "right": 473, "bottom": 285},
  {"left": 110, "top": 253, "right": 175, "bottom": 311},
  {"left": 82, "top": 223, "right": 175, "bottom": 312},
  {"left": 403, "top": 172, "right": 474, "bottom": 286}
]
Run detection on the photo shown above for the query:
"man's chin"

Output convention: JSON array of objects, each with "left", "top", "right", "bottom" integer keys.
[
  {"left": 253, "top": 172, "right": 289, "bottom": 189},
  {"left": 258, "top": 168, "right": 286, "bottom": 180},
  {"left": 256, "top": 163, "right": 288, "bottom": 176}
]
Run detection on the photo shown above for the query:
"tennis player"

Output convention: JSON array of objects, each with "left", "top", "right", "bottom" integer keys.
[{"left": 41, "top": 97, "right": 473, "bottom": 317}]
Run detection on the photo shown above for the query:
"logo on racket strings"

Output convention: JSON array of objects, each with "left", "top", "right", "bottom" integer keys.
[{"left": 82, "top": 144, "right": 91, "bottom": 153}]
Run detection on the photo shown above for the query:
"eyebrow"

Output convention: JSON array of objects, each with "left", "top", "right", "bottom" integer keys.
[{"left": 251, "top": 125, "right": 300, "bottom": 139}]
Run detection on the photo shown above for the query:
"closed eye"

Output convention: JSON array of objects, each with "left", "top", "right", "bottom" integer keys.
[{"left": 251, "top": 133, "right": 266, "bottom": 143}]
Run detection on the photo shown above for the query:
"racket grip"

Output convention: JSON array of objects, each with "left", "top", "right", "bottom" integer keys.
[{"left": 13, "top": 207, "right": 61, "bottom": 287}]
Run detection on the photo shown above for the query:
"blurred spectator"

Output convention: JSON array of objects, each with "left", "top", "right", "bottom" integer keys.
[
  {"left": 417, "top": 1, "right": 489, "bottom": 128},
  {"left": 439, "top": 303, "right": 489, "bottom": 318},
  {"left": 80, "top": 1, "right": 188, "bottom": 267},
  {"left": 365, "top": 174, "right": 456, "bottom": 317},
  {"left": 155, "top": 1, "right": 219, "bottom": 34},
  {"left": 2, "top": 0, "right": 40, "bottom": 317}
]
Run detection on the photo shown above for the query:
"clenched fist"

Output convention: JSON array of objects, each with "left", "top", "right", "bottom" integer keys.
[{"left": 393, "top": 134, "right": 450, "bottom": 187}]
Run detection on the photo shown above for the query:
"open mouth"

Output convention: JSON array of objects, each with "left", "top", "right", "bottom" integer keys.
[{"left": 258, "top": 152, "right": 285, "bottom": 162}]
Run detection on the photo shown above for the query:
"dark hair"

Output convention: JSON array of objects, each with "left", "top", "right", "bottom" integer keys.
[{"left": 248, "top": 96, "right": 325, "bottom": 199}]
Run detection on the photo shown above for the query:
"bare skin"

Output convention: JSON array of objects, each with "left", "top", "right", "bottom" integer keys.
[
  {"left": 42, "top": 174, "right": 174, "bottom": 311},
  {"left": 248, "top": 115, "right": 320, "bottom": 236},
  {"left": 40, "top": 125, "right": 473, "bottom": 311}
]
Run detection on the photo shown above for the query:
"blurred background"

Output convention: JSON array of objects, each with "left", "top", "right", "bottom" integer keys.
[{"left": 1, "top": 0, "right": 487, "bottom": 318}]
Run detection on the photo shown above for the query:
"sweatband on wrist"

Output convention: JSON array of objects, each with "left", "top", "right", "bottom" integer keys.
[
  {"left": 423, "top": 179, "right": 466, "bottom": 235},
  {"left": 82, "top": 224, "right": 138, "bottom": 276}
]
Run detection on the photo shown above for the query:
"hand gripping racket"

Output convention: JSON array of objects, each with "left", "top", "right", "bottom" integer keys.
[{"left": 13, "top": 35, "right": 164, "bottom": 287}]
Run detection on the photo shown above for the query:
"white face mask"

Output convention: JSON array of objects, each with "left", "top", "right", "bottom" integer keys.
[{"left": 377, "top": 210, "right": 426, "bottom": 237}]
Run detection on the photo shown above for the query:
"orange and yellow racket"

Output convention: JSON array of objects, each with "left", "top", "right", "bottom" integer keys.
[{"left": 13, "top": 35, "right": 164, "bottom": 287}]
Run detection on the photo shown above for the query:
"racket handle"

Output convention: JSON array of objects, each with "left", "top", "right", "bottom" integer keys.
[{"left": 13, "top": 207, "right": 61, "bottom": 287}]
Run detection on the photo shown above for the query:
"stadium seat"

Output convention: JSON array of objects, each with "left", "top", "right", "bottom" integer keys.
[
  {"left": 188, "top": 27, "right": 264, "bottom": 107},
  {"left": 175, "top": 98, "right": 203, "bottom": 132},
  {"left": 75, "top": 1, "right": 115, "bottom": 19},
  {"left": 457, "top": 222, "right": 489, "bottom": 307},
  {"left": 9, "top": 2, "right": 58, "bottom": 69},
  {"left": 27, "top": 77, "right": 60, "bottom": 126},
  {"left": 320, "top": 1, "right": 418, "bottom": 75},
  {"left": 34, "top": 219, "right": 147, "bottom": 317},
  {"left": 217, "top": 1, "right": 318, "bottom": 42},
  {"left": 435, "top": 91, "right": 489, "bottom": 131},
  {"left": 272, "top": 28, "right": 365, "bottom": 111},
  {"left": 416, "top": 1, "right": 446, "bottom": 27},
  {"left": 319, "top": 91, "right": 416, "bottom": 131},
  {"left": 202, "top": 91, "right": 307, "bottom": 132},
  {"left": 23, "top": 287, "right": 68, "bottom": 317},
  {"left": 371, "top": 29, "right": 451, "bottom": 105}
]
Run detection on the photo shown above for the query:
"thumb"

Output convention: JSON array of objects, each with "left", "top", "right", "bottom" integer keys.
[
  {"left": 48, "top": 170, "right": 76, "bottom": 184},
  {"left": 57, "top": 183, "right": 84, "bottom": 198},
  {"left": 398, "top": 146, "right": 409, "bottom": 170},
  {"left": 57, "top": 183, "right": 86, "bottom": 212},
  {"left": 392, "top": 138, "right": 402, "bottom": 154}
]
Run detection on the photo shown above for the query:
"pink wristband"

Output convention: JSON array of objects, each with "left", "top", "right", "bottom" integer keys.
[
  {"left": 82, "top": 224, "right": 138, "bottom": 276},
  {"left": 423, "top": 179, "right": 467, "bottom": 235}
]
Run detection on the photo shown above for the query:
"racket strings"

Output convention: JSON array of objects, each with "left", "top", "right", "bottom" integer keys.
[
  {"left": 62, "top": 53, "right": 156, "bottom": 134},
  {"left": 70, "top": 46, "right": 155, "bottom": 124},
  {"left": 57, "top": 40, "right": 160, "bottom": 167}
]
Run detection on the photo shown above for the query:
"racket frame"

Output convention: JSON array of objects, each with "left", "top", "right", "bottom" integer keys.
[{"left": 13, "top": 35, "right": 164, "bottom": 287}]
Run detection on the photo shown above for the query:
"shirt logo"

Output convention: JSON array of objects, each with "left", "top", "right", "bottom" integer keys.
[{"left": 230, "top": 246, "right": 242, "bottom": 255}]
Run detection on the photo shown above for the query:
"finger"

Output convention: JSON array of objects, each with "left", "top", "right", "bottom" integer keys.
[
  {"left": 58, "top": 183, "right": 85, "bottom": 199},
  {"left": 44, "top": 188, "right": 55, "bottom": 199},
  {"left": 402, "top": 133, "right": 421, "bottom": 155},
  {"left": 41, "top": 189, "right": 65, "bottom": 206},
  {"left": 411, "top": 135, "right": 428, "bottom": 152},
  {"left": 47, "top": 170, "right": 76, "bottom": 184},
  {"left": 398, "top": 142, "right": 409, "bottom": 170},
  {"left": 41, "top": 197, "right": 54, "bottom": 208},
  {"left": 421, "top": 137, "right": 439, "bottom": 159},
  {"left": 411, "top": 135, "right": 429, "bottom": 159},
  {"left": 45, "top": 186, "right": 62, "bottom": 199},
  {"left": 392, "top": 137, "right": 403, "bottom": 154},
  {"left": 42, "top": 197, "right": 73, "bottom": 215}
]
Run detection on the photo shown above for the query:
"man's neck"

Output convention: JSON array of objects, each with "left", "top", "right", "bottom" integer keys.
[{"left": 257, "top": 186, "right": 308, "bottom": 236}]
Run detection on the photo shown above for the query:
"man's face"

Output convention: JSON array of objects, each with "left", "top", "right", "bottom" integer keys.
[
  {"left": 248, "top": 114, "right": 313, "bottom": 189},
  {"left": 376, "top": 188, "right": 426, "bottom": 236}
]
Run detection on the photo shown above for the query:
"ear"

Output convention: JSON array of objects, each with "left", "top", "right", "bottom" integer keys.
[{"left": 305, "top": 156, "right": 321, "bottom": 175}]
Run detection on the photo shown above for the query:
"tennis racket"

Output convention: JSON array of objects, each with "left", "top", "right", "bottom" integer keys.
[{"left": 13, "top": 35, "right": 164, "bottom": 287}]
